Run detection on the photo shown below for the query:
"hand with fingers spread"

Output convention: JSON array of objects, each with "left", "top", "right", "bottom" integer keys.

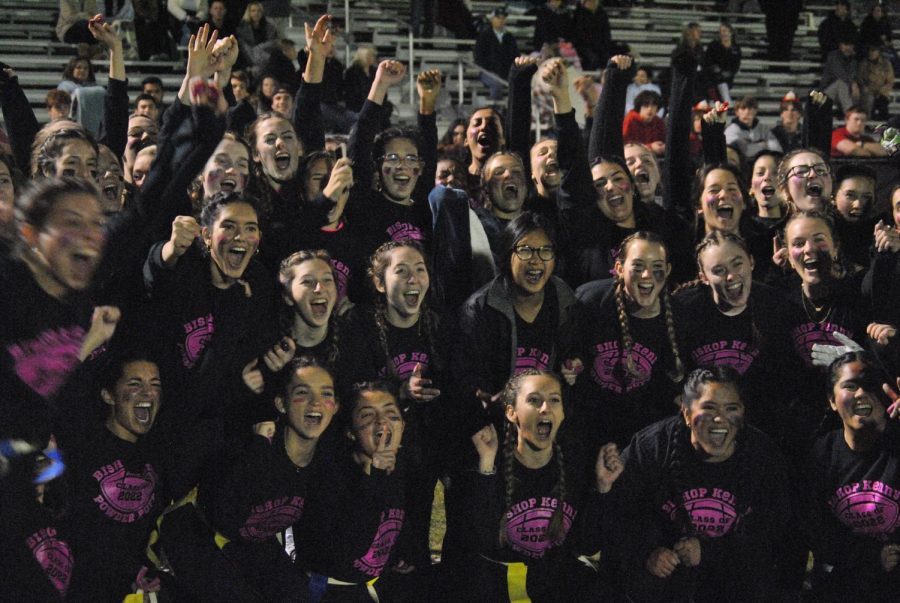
[
  {"left": 187, "top": 23, "right": 221, "bottom": 80},
  {"left": 646, "top": 547, "right": 680, "bottom": 578},
  {"left": 867, "top": 322, "right": 897, "bottom": 346},
  {"left": 162, "top": 216, "right": 201, "bottom": 266},
  {"left": 371, "top": 427, "right": 398, "bottom": 474},
  {"left": 595, "top": 442, "right": 623, "bottom": 493},
  {"left": 471, "top": 423, "right": 499, "bottom": 474},
  {"left": 242, "top": 358, "right": 265, "bottom": 394},
  {"left": 417, "top": 69, "right": 442, "bottom": 114},
  {"left": 405, "top": 362, "right": 441, "bottom": 402},
  {"left": 305, "top": 14, "right": 335, "bottom": 60},
  {"left": 811, "top": 331, "right": 864, "bottom": 367},
  {"left": 263, "top": 337, "right": 296, "bottom": 373},
  {"left": 673, "top": 537, "right": 701, "bottom": 567}
]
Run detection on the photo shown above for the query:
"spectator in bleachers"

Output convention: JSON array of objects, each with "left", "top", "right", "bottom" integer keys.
[
  {"left": 725, "top": 95, "right": 783, "bottom": 160},
  {"left": 230, "top": 69, "right": 252, "bottom": 102},
  {"left": 831, "top": 105, "right": 888, "bottom": 157},
  {"left": 572, "top": 0, "right": 612, "bottom": 71},
  {"left": 167, "top": 0, "right": 207, "bottom": 45},
  {"left": 410, "top": 0, "right": 435, "bottom": 38},
  {"left": 531, "top": 0, "right": 573, "bottom": 54},
  {"left": 259, "top": 0, "right": 289, "bottom": 38},
  {"left": 760, "top": 0, "right": 802, "bottom": 61},
  {"left": 270, "top": 85, "right": 292, "bottom": 117},
  {"left": 624, "top": 66, "right": 662, "bottom": 117},
  {"left": 58, "top": 56, "right": 96, "bottom": 95},
  {"left": 257, "top": 74, "right": 279, "bottom": 112},
  {"left": 45, "top": 90, "right": 72, "bottom": 122},
  {"left": 771, "top": 91, "right": 804, "bottom": 152},
  {"left": 134, "top": 93, "right": 160, "bottom": 123},
  {"left": 474, "top": 7, "right": 518, "bottom": 101},
  {"left": 672, "top": 22, "right": 707, "bottom": 102},
  {"left": 141, "top": 76, "right": 165, "bottom": 108},
  {"left": 818, "top": 0, "right": 858, "bottom": 61},
  {"left": 204, "top": 0, "right": 237, "bottom": 39},
  {"left": 859, "top": 2, "right": 893, "bottom": 52},
  {"left": 237, "top": 2, "right": 279, "bottom": 64},
  {"left": 258, "top": 39, "right": 300, "bottom": 95},
  {"left": 822, "top": 34, "right": 862, "bottom": 114},
  {"left": 623, "top": 90, "right": 666, "bottom": 156},
  {"left": 437, "top": 0, "right": 477, "bottom": 39},
  {"left": 344, "top": 46, "right": 377, "bottom": 113},
  {"left": 859, "top": 44, "right": 894, "bottom": 121},
  {"left": 133, "top": 0, "right": 175, "bottom": 60},
  {"left": 704, "top": 22, "right": 741, "bottom": 105}
]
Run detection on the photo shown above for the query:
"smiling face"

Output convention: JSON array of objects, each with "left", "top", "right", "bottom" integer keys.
[
  {"left": 466, "top": 108, "right": 504, "bottom": 165},
  {"left": 29, "top": 192, "right": 106, "bottom": 292},
  {"left": 683, "top": 381, "right": 743, "bottom": 462},
  {"left": 375, "top": 245, "right": 429, "bottom": 327},
  {"left": 484, "top": 153, "right": 527, "bottom": 218},
  {"left": 510, "top": 228, "right": 555, "bottom": 297},
  {"left": 782, "top": 152, "right": 832, "bottom": 211},
  {"left": 750, "top": 154, "right": 781, "bottom": 214},
  {"left": 592, "top": 161, "right": 635, "bottom": 227},
  {"left": 786, "top": 216, "right": 837, "bottom": 288},
  {"left": 699, "top": 240, "right": 753, "bottom": 315},
  {"left": 701, "top": 168, "right": 744, "bottom": 233},
  {"left": 271, "top": 91, "right": 293, "bottom": 116},
  {"left": 285, "top": 258, "right": 336, "bottom": 329},
  {"left": 530, "top": 139, "right": 560, "bottom": 194},
  {"left": 350, "top": 389, "right": 404, "bottom": 457},
  {"left": 834, "top": 176, "right": 875, "bottom": 222},
  {"left": 379, "top": 137, "right": 421, "bottom": 203},
  {"left": 506, "top": 374, "right": 564, "bottom": 453},
  {"left": 830, "top": 360, "right": 887, "bottom": 434},
  {"left": 203, "top": 201, "right": 260, "bottom": 286},
  {"left": 96, "top": 146, "right": 123, "bottom": 213},
  {"left": 71, "top": 60, "right": 89, "bottom": 83},
  {"left": 52, "top": 139, "right": 98, "bottom": 180},
  {"left": 203, "top": 138, "right": 250, "bottom": 199},
  {"left": 624, "top": 144, "right": 660, "bottom": 203},
  {"left": 253, "top": 116, "right": 301, "bottom": 185},
  {"left": 615, "top": 239, "right": 670, "bottom": 318},
  {"left": 103, "top": 360, "right": 162, "bottom": 443},
  {"left": 276, "top": 365, "right": 338, "bottom": 441}
]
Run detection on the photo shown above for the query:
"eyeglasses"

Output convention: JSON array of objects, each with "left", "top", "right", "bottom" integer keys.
[
  {"left": 787, "top": 163, "right": 831, "bottom": 178},
  {"left": 381, "top": 153, "right": 422, "bottom": 167},
  {"left": 514, "top": 245, "right": 555, "bottom": 261}
]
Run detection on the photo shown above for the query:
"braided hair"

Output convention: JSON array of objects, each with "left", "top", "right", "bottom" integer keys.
[
  {"left": 613, "top": 232, "right": 685, "bottom": 383},
  {"left": 367, "top": 239, "right": 443, "bottom": 379},
  {"left": 497, "top": 369, "right": 568, "bottom": 548}
]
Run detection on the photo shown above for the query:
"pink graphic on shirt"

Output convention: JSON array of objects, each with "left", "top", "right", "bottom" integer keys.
[
  {"left": 504, "top": 496, "right": 577, "bottom": 559},
  {"left": 91, "top": 460, "right": 158, "bottom": 523},
  {"left": 331, "top": 259, "right": 351, "bottom": 302},
  {"left": 590, "top": 340, "right": 657, "bottom": 393},
  {"left": 386, "top": 222, "right": 424, "bottom": 242},
  {"left": 27, "top": 527, "right": 73, "bottom": 596},
  {"left": 239, "top": 496, "right": 305, "bottom": 542},
  {"left": 7, "top": 325, "right": 86, "bottom": 397},
  {"left": 515, "top": 347, "right": 550, "bottom": 374},
  {"left": 689, "top": 340, "right": 759, "bottom": 374},
  {"left": 791, "top": 322, "right": 853, "bottom": 368},
  {"left": 662, "top": 487, "right": 745, "bottom": 537},
  {"left": 179, "top": 314, "right": 215, "bottom": 368},
  {"left": 352, "top": 508, "right": 405, "bottom": 577},
  {"left": 378, "top": 352, "right": 429, "bottom": 381},
  {"left": 828, "top": 481, "right": 900, "bottom": 537}
]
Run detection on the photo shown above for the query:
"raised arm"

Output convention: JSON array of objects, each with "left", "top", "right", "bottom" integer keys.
[
  {"left": 589, "top": 55, "right": 633, "bottom": 160},
  {"left": 293, "top": 14, "right": 335, "bottom": 154},
  {"left": 414, "top": 69, "right": 441, "bottom": 202},
  {"left": 700, "top": 101, "right": 728, "bottom": 165},
  {"left": 89, "top": 17, "right": 128, "bottom": 157},
  {"left": 663, "top": 49, "right": 699, "bottom": 219},
  {"left": 803, "top": 90, "right": 833, "bottom": 155},
  {"left": 506, "top": 56, "right": 540, "bottom": 181},
  {"left": 0, "top": 66, "right": 39, "bottom": 175}
]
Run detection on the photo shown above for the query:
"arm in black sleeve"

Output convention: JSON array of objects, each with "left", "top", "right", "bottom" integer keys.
[
  {"left": 98, "top": 77, "right": 129, "bottom": 157},
  {"left": 556, "top": 109, "right": 592, "bottom": 211},
  {"left": 293, "top": 79, "right": 325, "bottom": 154},
  {"left": 701, "top": 119, "right": 727, "bottom": 165},
  {"left": 455, "top": 469, "right": 503, "bottom": 554},
  {"left": 664, "top": 50, "right": 699, "bottom": 219},
  {"left": 507, "top": 62, "right": 538, "bottom": 183},
  {"left": 0, "top": 71, "right": 39, "bottom": 175},
  {"left": 226, "top": 99, "right": 257, "bottom": 134},
  {"left": 347, "top": 98, "right": 385, "bottom": 205},
  {"left": 414, "top": 110, "right": 438, "bottom": 203},
  {"left": 589, "top": 61, "right": 632, "bottom": 160},
  {"left": 803, "top": 94, "right": 833, "bottom": 155}
]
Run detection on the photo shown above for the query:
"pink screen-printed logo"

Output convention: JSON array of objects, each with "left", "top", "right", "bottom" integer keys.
[
  {"left": 590, "top": 340, "right": 658, "bottom": 393},
  {"left": 689, "top": 340, "right": 759, "bottom": 375},
  {"left": 378, "top": 352, "right": 429, "bottom": 381},
  {"left": 7, "top": 325, "right": 86, "bottom": 397},
  {"left": 352, "top": 508, "right": 405, "bottom": 577},
  {"left": 386, "top": 222, "right": 424, "bottom": 242},
  {"left": 27, "top": 527, "right": 73, "bottom": 596},
  {"left": 331, "top": 259, "right": 351, "bottom": 302},
  {"left": 92, "top": 460, "right": 158, "bottom": 523},
  {"left": 504, "top": 496, "right": 576, "bottom": 559},
  {"left": 239, "top": 496, "right": 305, "bottom": 542},
  {"left": 180, "top": 314, "right": 215, "bottom": 368},
  {"left": 515, "top": 347, "right": 550, "bottom": 375},
  {"left": 828, "top": 481, "right": 900, "bottom": 538},
  {"left": 791, "top": 322, "right": 853, "bottom": 368},
  {"left": 662, "top": 487, "right": 744, "bottom": 538}
]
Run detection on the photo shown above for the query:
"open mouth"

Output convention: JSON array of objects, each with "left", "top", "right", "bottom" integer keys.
[
  {"left": 635, "top": 171, "right": 650, "bottom": 184},
  {"left": 607, "top": 194, "right": 625, "bottom": 208},
  {"left": 226, "top": 246, "right": 248, "bottom": 269},
  {"left": 103, "top": 184, "right": 118, "bottom": 201},
  {"left": 536, "top": 420, "right": 553, "bottom": 438},
  {"left": 636, "top": 282, "right": 655, "bottom": 298},
  {"left": 525, "top": 269, "right": 544, "bottom": 285},
  {"left": 806, "top": 183, "right": 822, "bottom": 197},
  {"left": 760, "top": 185, "right": 775, "bottom": 198},
  {"left": 134, "top": 402, "right": 153, "bottom": 425},
  {"left": 220, "top": 177, "right": 237, "bottom": 193},
  {"left": 848, "top": 208, "right": 863, "bottom": 219},
  {"left": 393, "top": 174, "right": 411, "bottom": 185},
  {"left": 503, "top": 183, "right": 519, "bottom": 196},
  {"left": 70, "top": 248, "right": 100, "bottom": 279},
  {"left": 544, "top": 162, "right": 559, "bottom": 175},
  {"left": 708, "top": 427, "right": 728, "bottom": 446},
  {"left": 304, "top": 411, "right": 324, "bottom": 427},
  {"left": 403, "top": 289, "right": 420, "bottom": 307},
  {"left": 853, "top": 402, "right": 873, "bottom": 417},
  {"left": 716, "top": 205, "right": 734, "bottom": 220},
  {"left": 724, "top": 281, "right": 743, "bottom": 301},
  {"left": 274, "top": 152, "right": 291, "bottom": 171},
  {"left": 309, "top": 298, "right": 329, "bottom": 318},
  {"left": 802, "top": 257, "right": 821, "bottom": 274}
]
